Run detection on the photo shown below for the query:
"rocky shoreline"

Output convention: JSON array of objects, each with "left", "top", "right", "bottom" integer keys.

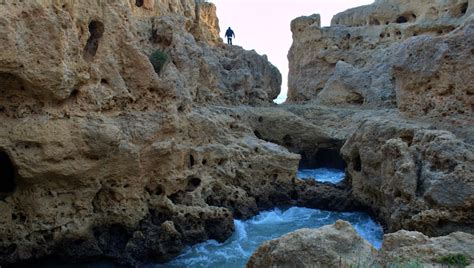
[{"left": 0, "top": 0, "right": 473, "bottom": 266}]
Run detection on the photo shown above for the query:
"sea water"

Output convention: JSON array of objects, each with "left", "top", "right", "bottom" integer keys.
[
  {"left": 156, "top": 207, "right": 383, "bottom": 268},
  {"left": 156, "top": 168, "right": 380, "bottom": 267},
  {"left": 297, "top": 168, "right": 345, "bottom": 184}
]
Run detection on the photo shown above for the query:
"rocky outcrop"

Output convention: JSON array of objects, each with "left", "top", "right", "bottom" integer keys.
[
  {"left": 286, "top": 0, "right": 473, "bottom": 238},
  {"left": 1, "top": 0, "right": 473, "bottom": 266},
  {"left": 379, "top": 229, "right": 474, "bottom": 266},
  {"left": 288, "top": 0, "right": 473, "bottom": 113},
  {"left": 342, "top": 119, "right": 474, "bottom": 236},
  {"left": 247, "top": 220, "right": 377, "bottom": 268},
  {"left": 248, "top": 221, "right": 474, "bottom": 267},
  {"left": 0, "top": 0, "right": 285, "bottom": 266}
]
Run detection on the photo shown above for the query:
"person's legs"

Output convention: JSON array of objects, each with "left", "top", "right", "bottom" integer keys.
[{"left": 227, "top": 37, "right": 231, "bottom": 45}]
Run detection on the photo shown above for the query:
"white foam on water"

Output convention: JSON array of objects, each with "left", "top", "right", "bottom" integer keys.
[
  {"left": 157, "top": 207, "right": 383, "bottom": 268},
  {"left": 297, "top": 168, "right": 345, "bottom": 183}
]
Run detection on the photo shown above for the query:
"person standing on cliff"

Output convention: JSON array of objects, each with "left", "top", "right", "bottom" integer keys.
[{"left": 225, "top": 27, "right": 235, "bottom": 45}]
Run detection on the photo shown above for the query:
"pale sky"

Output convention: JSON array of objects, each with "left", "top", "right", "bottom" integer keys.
[{"left": 211, "top": 0, "right": 374, "bottom": 102}]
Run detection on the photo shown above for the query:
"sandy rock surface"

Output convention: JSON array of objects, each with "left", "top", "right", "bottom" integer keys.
[
  {"left": 248, "top": 221, "right": 474, "bottom": 268},
  {"left": 247, "top": 220, "right": 377, "bottom": 268},
  {"left": 0, "top": 0, "right": 473, "bottom": 266}
]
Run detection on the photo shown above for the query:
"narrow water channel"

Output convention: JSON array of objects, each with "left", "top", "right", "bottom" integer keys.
[
  {"left": 157, "top": 168, "right": 383, "bottom": 268},
  {"left": 157, "top": 207, "right": 382, "bottom": 268}
]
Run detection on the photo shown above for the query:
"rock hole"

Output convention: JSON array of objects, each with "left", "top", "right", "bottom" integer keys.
[
  {"left": 258, "top": 116, "right": 263, "bottom": 123},
  {"left": 135, "top": 0, "right": 144, "bottom": 7},
  {"left": 299, "top": 148, "right": 346, "bottom": 170},
  {"left": 453, "top": 2, "right": 468, "bottom": 17},
  {"left": 349, "top": 92, "right": 364, "bottom": 105},
  {"left": 93, "top": 224, "right": 131, "bottom": 256},
  {"left": 83, "top": 20, "right": 105, "bottom": 61},
  {"left": 188, "top": 154, "right": 195, "bottom": 168},
  {"left": 0, "top": 151, "right": 16, "bottom": 198},
  {"left": 186, "top": 177, "right": 201, "bottom": 192},
  {"left": 400, "top": 132, "right": 415, "bottom": 146},
  {"left": 460, "top": 2, "right": 468, "bottom": 15},
  {"left": 202, "top": 159, "right": 208, "bottom": 165},
  {"left": 283, "top": 134, "right": 293, "bottom": 147},
  {"left": 154, "top": 185, "right": 163, "bottom": 195},
  {"left": 100, "top": 79, "right": 109, "bottom": 85},
  {"left": 69, "top": 89, "right": 79, "bottom": 98},
  {"left": 354, "top": 153, "right": 362, "bottom": 172},
  {"left": 395, "top": 16, "right": 408, "bottom": 23}
]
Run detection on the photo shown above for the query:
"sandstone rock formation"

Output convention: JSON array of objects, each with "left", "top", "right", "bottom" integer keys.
[
  {"left": 285, "top": 0, "right": 474, "bottom": 237},
  {"left": 1, "top": 0, "right": 473, "bottom": 266},
  {"left": 248, "top": 221, "right": 474, "bottom": 268},
  {"left": 342, "top": 119, "right": 474, "bottom": 236},
  {"left": 0, "top": 0, "right": 285, "bottom": 266},
  {"left": 378, "top": 229, "right": 474, "bottom": 266},
  {"left": 288, "top": 0, "right": 473, "bottom": 116},
  {"left": 247, "top": 220, "right": 377, "bottom": 268}
]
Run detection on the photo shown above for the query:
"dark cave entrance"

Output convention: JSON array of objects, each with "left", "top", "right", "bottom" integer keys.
[
  {"left": 83, "top": 20, "right": 105, "bottom": 61},
  {"left": 135, "top": 0, "right": 144, "bottom": 7},
  {"left": 395, "top": 16, "right": 408, "bottom": 23},
  {"left": 298, "top": 148, "right": 346, "bottom": 170},
  {"left": 0, "top": 151, "right": 16, "bottom": 198}
]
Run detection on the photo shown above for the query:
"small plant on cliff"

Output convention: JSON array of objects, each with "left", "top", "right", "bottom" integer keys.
[
  {"left": 438, "top": 254, "right": 469, "bottom": 267},
  {"left": 149, "top": 50, "right": 168, "bottom": 75}
]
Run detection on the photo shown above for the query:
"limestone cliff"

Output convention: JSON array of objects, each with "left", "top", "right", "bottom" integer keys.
[
  {"left": 1, "top": 0, "right": 473, "bottom": 266},
  {"left": 0, "top": 0, "right": 287, "bottom": 265},
  {"left": 282, "top": 0, "right": 474, "bottom": 237},
  {"left": 288, "top": 0, "right": 473, "bottom": 119}
]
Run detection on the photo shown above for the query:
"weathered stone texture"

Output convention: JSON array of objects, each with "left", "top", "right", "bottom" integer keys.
[{"left": 248, "top": 221, "right": 474, "bottom": 268}]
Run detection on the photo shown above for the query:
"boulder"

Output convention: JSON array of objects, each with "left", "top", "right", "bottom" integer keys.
[{"left": 247, "top": 220, "right": 377, "bottom": 268}]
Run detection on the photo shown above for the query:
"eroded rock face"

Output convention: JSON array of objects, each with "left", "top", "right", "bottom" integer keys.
[
  {"left": 248, "top": 221, "right": 474, "bottom": 268},
  {"left": 247, "top": 220, "right": 377, "bottom": 268},
  {"left": 341, "top": 119, "right": 474, "bottom": 236},
  {"left": 379, "top": 230, "right": 474, "bottom": 266},
  {"left": 287, "top": 0, "right": 473, "bottom": 118},
  {"left": 287, "top": 0, "right": 473, "bottom": 238},
  {"left": 0, "top": 0, "right": 284, "bottom": 266}
]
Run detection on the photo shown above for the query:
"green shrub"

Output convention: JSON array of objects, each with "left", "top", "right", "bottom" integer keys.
[
  {"left": 149, "top": 50, "right": 168, "bottom": 74},
  {"left": 438, "top": 254, "right": 469, "bottom": 267}
]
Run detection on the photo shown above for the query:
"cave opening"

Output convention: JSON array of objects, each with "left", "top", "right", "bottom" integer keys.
[
  {"left": 395, "top": 16, "right": 408, "bottom": 23},
  {"left": 354, "top": 153, "right": 362, "bottom": 172},
  {"left": 186, "top": 177, "right": 201, "bottom": 192},
  {"left": 135, "top": 0, "right": 144, "bottom": 7},
  {"left": 0, "top": 151, "right": 16, "bottom": 197},
  {"left": 298, "top": 148, "right": 346, "bottom": 170},
  {"left": 83, "top": 20, "right": 105, "bottom": 61},
  {"left": 454, "top": 2, "right": 469, "bottom": 17}
]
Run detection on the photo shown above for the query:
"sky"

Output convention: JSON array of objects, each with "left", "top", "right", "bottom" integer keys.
[{"left": 210, "top": 0, "right": 374, "bottom": 102}]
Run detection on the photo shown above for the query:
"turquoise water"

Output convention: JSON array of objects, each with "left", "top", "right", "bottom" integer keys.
[
  {"left": 297, "top": 168, "right": 345, "bottom": 184},
  {"left": 40, "top": 169, "right": 380, "bottom": 268},
  {"left": 155, "top": 207, "right": 383, "bottom": 268}
]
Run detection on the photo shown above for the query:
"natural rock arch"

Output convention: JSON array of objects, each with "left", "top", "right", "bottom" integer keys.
[{"left": 299, "top": 148, "right": 347, "bottom": 170}]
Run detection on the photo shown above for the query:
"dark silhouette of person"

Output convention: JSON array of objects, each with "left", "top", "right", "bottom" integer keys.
[{"left": 225, "top": 27, "right": 235, "bottom": 45}]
